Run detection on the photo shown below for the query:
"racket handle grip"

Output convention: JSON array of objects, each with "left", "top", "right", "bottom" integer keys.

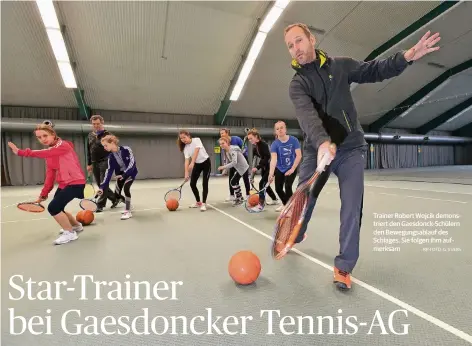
[{"left": 316, "top": 152, "right": 332, "bottom": 172}]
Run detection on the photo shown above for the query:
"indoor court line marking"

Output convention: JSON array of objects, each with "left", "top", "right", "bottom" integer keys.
[
  {"left": 0, "top": 207, "right": 165, "bottom": 224},
  {"left": 364, "top": 183, "right": 472, "bottom": 196},
  {"left": 376, "top": 192, "right": 468, "bottom": 204},
  {"left": 207, "top": 204, "right": 472, "bottom": 345}
]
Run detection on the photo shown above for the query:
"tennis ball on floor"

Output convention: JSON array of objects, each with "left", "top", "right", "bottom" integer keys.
[{"left": 166, "top": 199, "right": 179, "bottom": 211}]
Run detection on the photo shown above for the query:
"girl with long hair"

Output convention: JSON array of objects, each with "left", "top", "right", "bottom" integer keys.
[
  {"left": 98, "top": 135, "right": 138, "bottom": 220},
  {"left": 177, "top": 130, "right": 211, "bottom": 211},
  {"left": 217, "top": 135, "right": 249, "bottom": 206},
  {"left": 247, "top": 128, "right": 279, "bottom": 209},
  {"left": 8, "top": 124, "right": 86, "bottom": 245}
]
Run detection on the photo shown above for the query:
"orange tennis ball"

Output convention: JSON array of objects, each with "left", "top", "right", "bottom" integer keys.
[
  {"left": 82, "top": 210, "right": 94, "bottom": 225},
  {"left": 166, "top": 198, "right": 179, "bottom": 211},
  {"left": 248, "top": 194, "right": 259, "bottom": 207},
  {"left": 228, "top": 251, "right": 261, "bottom": 285}
]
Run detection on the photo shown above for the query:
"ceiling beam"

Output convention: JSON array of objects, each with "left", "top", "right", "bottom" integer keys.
[
  {"left": 452, "top": 121, "right": 472, "bottom": 137},
  {"left": 364, "top": 1, "right": 459, "bottom": 61},
  {"left": 369, "top": 58, "right": 472, "bottom": 132},
  {"left": 416, "top": 97, "right": 472, "bottom": 134}
]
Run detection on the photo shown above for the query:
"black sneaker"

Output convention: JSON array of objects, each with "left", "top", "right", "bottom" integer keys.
[
  {"left": 96, "top": 207, "right": 104, "bottom": 213},
  {"left": 111, "top": 197, "right": 124, "bottom": 209}
]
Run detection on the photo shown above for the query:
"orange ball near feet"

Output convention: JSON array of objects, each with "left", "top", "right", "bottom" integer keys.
[
  {"left": 228, "top": 251, "right": 261, "bottom": 285},
  {"left": 248, "top": 194, "right": 259, "bottom": 207},
  {"left": 82, "top": 210, "right": 94, "bottom": 225},
  {"left": 76, "top": 210, "right": 84, "bottom": 223},
  {"left": 166, "top": 198, "right": 179, "bottom": 211}
]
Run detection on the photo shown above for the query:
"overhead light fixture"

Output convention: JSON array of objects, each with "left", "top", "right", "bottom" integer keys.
[
  {"left": 230, "top": 0, "right": 290, "bottom": 101},
  {"left": 36, "top": 0, "right": 77, "bottom": 89}
]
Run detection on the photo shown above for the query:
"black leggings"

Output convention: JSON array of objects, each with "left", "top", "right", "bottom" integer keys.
[
  {"left": 274, "top": 167, "right": 297, "bottom": 205},
  {"left": 259, "top": 168, "right": 277, "bottom": 202},
  {"left": 229, "top": 159, "right": 250, "bottom": 196},
  {"left": 230, "top": 171, "right": 243, "bottom": 200},
  {"left": 115, "top": 176, "right": 134, "bottom": 210},
  {"left": 48, "top": 184, "right": 85, "bottom": 216},
  {"left": 190, "top": 158, "right": 211, "bottom": 203}
]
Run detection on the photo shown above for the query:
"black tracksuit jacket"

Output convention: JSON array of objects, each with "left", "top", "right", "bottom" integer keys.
[{"left": 288, "top": 49, "right": 412, "bottom": 151}]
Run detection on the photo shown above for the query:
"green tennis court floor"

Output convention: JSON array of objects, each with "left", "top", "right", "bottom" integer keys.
[{"left": 2, "top": 174, "right": 472, "bottom": 345}]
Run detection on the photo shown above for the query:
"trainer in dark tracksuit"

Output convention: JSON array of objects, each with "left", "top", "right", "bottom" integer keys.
[
  {"left": 284, "top": 23, "right": 440, "bottom": 290},
  {"left": 87, "top": 115, "right": 121, "bottom": 212}
]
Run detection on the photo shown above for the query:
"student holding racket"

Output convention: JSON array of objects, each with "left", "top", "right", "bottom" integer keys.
[
  {"left": 217, "top": 135, "right": 249, "bottom": 206},
  {"left": 7, "top": 123, "right": 86, "bottom": 245},
  {"left": 98, "top": 135, "right": 137, "bottom": 220},
  {"left": 246, "top": 128, "right": 279, "bottom": 211},
  {"left": 284, "top": 23, "right": 441, "bottom": 290},
  {"left": 178, "top": 130, "right": 211, "bottom": 211},
  {"left": 268, "top": 121, "right": 302, "bottom": 212}
]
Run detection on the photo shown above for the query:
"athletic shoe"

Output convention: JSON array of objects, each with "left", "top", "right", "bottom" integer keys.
[
  {"left": 121, "top": 211, "right": 132, "bottom": 220},
  {"left": 275, "top": 205, "right": 284, "bottom": 212},
  {"left": 59, "top": 223, "right": 83, "bottom": 234},
  {"left": 54, "top": 230, "right": 78, "bottom": 245},
  {"left": 200, "top": 204, "right": 207, "bottom": 212},
  {"left": 189, "top": 202, "right": 202, "bottom": 208},
  {"left": 232, "top": 198, "right": 243, "bottom": 206},
  {"left": 333, "top": 267, "right": 352, "bottom": 290}
]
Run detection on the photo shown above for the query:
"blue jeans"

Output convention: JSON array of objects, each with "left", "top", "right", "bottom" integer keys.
[{"left": 295, "top": 144, "right": 366, "bottom": 273}]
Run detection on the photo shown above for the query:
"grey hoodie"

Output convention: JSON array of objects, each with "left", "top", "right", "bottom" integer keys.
[{"left": 222, "top": 145, "right": 249, "bottom": 175}]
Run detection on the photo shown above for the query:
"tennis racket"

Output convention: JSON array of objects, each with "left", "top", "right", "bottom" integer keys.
[
  {"left": 164, "top": 178, "right": 189, "bottom": 202},
  {"left": 271, "top": 152, "right": 332, "bottom": 260},
  {"left": 17, "top": 200, "right": 45, "bottom": 213},
  {"left": 244, "top": 181, "right": 270, "bottom": 213},
  {"left": 79, "top": 194, "right": 99, "bottom": 212},
  {"left": 83, "top": 173, "right": 95, "bottom": 199}
]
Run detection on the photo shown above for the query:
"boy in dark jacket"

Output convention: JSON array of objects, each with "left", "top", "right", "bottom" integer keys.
[
  {"left": 284, "top": 23, "right": 441, "bottom": 290},
  {"left": 98, "top": 135, "right": 138, "bottom": 220}
]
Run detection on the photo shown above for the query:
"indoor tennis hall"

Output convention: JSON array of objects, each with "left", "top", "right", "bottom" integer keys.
[{"left": 2, "top": 1, "right": 472, "bottom": 345}]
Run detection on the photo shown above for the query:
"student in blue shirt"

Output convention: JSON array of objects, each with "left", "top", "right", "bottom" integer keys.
[
  {"left": 98, "top": 135, "right": 138, "bottom": 220},
  {"left": 219, "top": 128, "right": 250, "bottom": 201},
  {"left": 269, "top": 121, "right": 302, "bottom": 212}
]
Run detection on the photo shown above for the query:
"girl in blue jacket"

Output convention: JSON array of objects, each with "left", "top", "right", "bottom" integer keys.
[{"left": 98, "top": 135, "right": 138, "bottom": 220}]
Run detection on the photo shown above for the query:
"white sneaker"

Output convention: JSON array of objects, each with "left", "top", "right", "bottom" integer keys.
[
  {"left": 275, "top": 205, "right": 284, "bottom": 212},
  {"left": 59, "top": 223, "right": 83, "bottom": 234},
  {"left": 72, "top": 223, "right": 84, "bottom": 233},
  {"left": 251, "top": 204, "right": 264, "bottom": 212},
  {"left": 54, "top": 230, "right": 78, "bottom": 245},
  {"left": 225, "top": 195, "right": 235, "bottom": 202},
  {"left": 200, "top": 204, "right": 207, "bottom": 212},
  {"left": 121, "top": 211, "right": 132, "bottom": 220},
  {"left": 266, "top": 199, "right": 280, "bottom": 206},
  {"left": 189, "top": 202, "right": 202, "bottom": 208}
]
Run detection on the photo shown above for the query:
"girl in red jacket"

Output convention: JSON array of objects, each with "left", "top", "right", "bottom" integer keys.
[{"left": 8, "top": 124, "right": 86, "bottom": 245}]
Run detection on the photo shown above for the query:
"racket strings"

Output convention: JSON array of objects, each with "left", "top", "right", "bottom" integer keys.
[
  {"left": 273, "top": 194, "right": 307, "bottom": 252},
  {"left": 17, "top": 203, "right": 44, "bottom": 212},
  {"left": 80, "top": 199, "right": 97, "bottom": 211},
  {"left": 165, "top": 190, "right": 180, "bottom": 201}
]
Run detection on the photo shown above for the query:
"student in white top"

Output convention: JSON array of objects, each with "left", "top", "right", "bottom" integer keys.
[{"left": 178, "top": 130, "right": 211, "bottom": 211}]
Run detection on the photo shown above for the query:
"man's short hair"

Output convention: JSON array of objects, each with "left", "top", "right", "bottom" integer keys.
[
  {"left": 90, "top": 115, "right": 104, "bottom": 123},
  {"left": 284, "top": 23, "right": 312, "bottom": 39}
]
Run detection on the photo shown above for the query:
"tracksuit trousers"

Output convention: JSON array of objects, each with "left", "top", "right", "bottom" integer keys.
[{"left": 295, "top": 144, "right": 367, "bottom": 273}]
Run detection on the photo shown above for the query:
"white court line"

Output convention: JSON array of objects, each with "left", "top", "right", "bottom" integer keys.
[
  {"left": 1, "top": 207, "right": 164, "bottom": 224},
  {"left": 376, "top": 192, "right": 468, "bottom": 204},
  {"left": 365, "top": 183, "right": 472, "bottom": 196},
  {"left": 207, "top": 203, "right": 472, "bottom": 345}
]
